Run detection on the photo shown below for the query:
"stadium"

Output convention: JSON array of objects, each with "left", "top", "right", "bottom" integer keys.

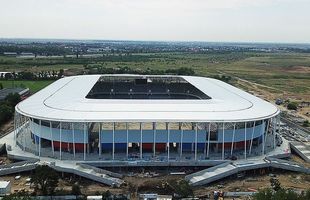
[{"left": 14, "top": 74, "right": 281, "bottom": 163}]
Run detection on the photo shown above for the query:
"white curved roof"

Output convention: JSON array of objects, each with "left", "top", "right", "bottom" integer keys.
[{"left": 15, "top": 75, "right": 279, "bottom": 122}]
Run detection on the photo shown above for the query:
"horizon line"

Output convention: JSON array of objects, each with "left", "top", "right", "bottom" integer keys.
[{"left": 0, "top": 37, "right": 310, "bottom": 46}]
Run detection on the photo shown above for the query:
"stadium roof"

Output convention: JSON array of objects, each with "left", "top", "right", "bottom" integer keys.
[{"left": 15, "top": 75, "right": 279, "bottom": 122}]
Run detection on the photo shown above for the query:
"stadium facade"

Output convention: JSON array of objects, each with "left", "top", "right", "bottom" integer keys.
[{"left": 14, "top": 75, "right": 281, "bottom": 162}]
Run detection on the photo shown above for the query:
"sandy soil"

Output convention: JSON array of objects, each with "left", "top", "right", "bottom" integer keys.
[
  {"left": 0, "top": 120, "right": 14, "bottom": 137},
  {"left": 235, "top": 78, "right": 310, "bottom": 122},
  {"left": 0, "top": 157, "right": 309, "bottom": 199}
]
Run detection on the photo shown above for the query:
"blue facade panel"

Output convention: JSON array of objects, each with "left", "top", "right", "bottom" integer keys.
[
  {"left": 31, "top": 121, "right": 87, "bottom": 143},
  {"left": 197, "top": 143, "right": 205, "bottom": 150},
  {"left": 115, "top": 143, "right": 127, "bottom": 150},
  {"left": 182, "top": 143, "right": 193, "bottom": 151},
  {"left": 102, "top": 143, "right": 113, "bottom": 150}
]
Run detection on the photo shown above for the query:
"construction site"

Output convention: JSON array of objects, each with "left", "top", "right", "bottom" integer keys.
[{"left": 1, "top": 116, "right": 310, "bottom": 199}]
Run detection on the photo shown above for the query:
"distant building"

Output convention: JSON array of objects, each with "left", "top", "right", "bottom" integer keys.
[
  {"left": 0, "top": 72, "right": 13, "bottom": 79},
  {"left": 0, "top": 181, "right": 11, "bottom": 195},
  {"left": 87, "top": 48, "right": 110, "bottom": 53},
  {"left": 139, "top": 194, "right": 172, "bottom": 200},
  {"left": 3, "top": 52, "right": 17, "bottom": 56},
  {"left": 20, "top": 52, "right": 34, "bottom": 56}
]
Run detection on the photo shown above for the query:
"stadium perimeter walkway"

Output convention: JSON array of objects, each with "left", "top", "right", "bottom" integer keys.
[{"left": 2, "top": 130, "right": 308, "bottom": 187}]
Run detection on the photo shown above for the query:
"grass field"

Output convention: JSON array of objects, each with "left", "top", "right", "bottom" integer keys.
[
  {"left": 0, "top": 52, "right": 309, "bottom": 100},
  {"left": 0, "top": 80, "right": 54, "bottom": 93}
]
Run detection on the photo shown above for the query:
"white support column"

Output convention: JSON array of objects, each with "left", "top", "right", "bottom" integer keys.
[
  {"left": 39, "top": 120, "right": 42, "bottom": 157},
  {"left": 180, "top": 123, "right": 183, "bottom": 158},
  {"left": 244, "top": 122, "right": 247, "bottom": 160},
  {"left": 194, "top": 123, "right": 198, "bottom": 161},
  {"left": 59, "top": 122, "right": 62, "bottom": 160},
  {"left": 277, "top": 115, "right": 281, "bottom": 136},
  {"left": 13, "top": 112, "right": 16, "bottom": 145},
  {"left": 99, "top": 123, "right": 101, "bottom": 157},
  {"left": 84, "top": 123, "right": 87, "bottom": 161},
  {"left": 31, "top": 118, "right": 38, "bottom": 155},
  {"left": 273, "top": 117, "right": 276, "bottom": 149},
  {"left": 262, "top": 120, "right": 265, "bottom": 155},
  {"left": 126, "top": 122, "right": 129, "bottom": 159},
  {"left": 207, "top": 123, "right": 211, "bottom": 158},
  {"left": 87, "top": 123, "right": 90, "bottom": 155},
  {"left": 72, "top": 123, "right": 76, "bottom": 158},
  {"left": 23, "top": 117, "right": 27, "bottom": 151},
  {"left": 230, "top": 123, "right": 236, "bottom": 156},
  {"left": 140, "top": 122, "right": 143, "bottom": 160},
  {"left": 50, "top": 121, "right": 55, "bottom": 156},
  {"left": 167, "top": 122, "right": 170, "bottom": 161},
  {"left": 153, "top": 122, "right": 156, "bottom": 157},
  {"left": 249, "top": 121, "right": 256, "bottom": 155},
  {"left": 222, "top": 122, "right": 225, "bottom": 160},
  {"left": 203, "top": 123, "right": 207, "bottom": 157},
  {"left": 15, "top": 113, "right": 18, "bottom": 145},
  {"left": 113, "top": 122, "right": 115, "bottom": 160},
  {"left": 264, "top": 119, "right": 270, "bottom": 150},
  {"left": 26, "top": 117, "right": 30, "bottom": 150},
  {"left": 19, "top": 116, "right": 22, "bottom": 148}
]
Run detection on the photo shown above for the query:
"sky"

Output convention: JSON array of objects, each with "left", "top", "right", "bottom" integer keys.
[{"left": 0, "top": 0, "right": 309, "bottom": 43}]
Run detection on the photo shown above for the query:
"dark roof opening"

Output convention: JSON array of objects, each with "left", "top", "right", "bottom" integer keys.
[{"left": 86, "top": 76, "right": 211, "bottom": 100}]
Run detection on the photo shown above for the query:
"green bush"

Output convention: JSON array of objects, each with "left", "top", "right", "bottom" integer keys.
[
  {"left": 0, "top": 103, "right": 13, "bottom": 124},
  {"left": 30, "top": 165, "right": 59, "bottom": 195},
  {"left": 169, "top": 180, "right": 193, "bottom": 198},
  {"left": 253, "top": 188, "right": 310, "bottom": 200},
  {"left": 303, "top": 120, "right": 309, "bottom": 127},
  {"left": 71, "top": 183, "right": 82, "bottom": 195},
  {"left": 5, "top": 93, "right": 21, "bottom": 107},
  {"left": 287, "top": 102, "right": 298, "bottom": 110}
]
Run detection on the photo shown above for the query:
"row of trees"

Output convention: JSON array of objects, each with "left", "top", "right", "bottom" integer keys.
[
  {"left": 0, "top": 45, "right": 70, "bottom": 56},
  {"left": 252, "top": 178, "right": 310, "bottom": 200},
  {"left": 0, "top": 93, "right": 21, "bottom": 126},
  {"left": 1, "top": 70, "right": 64, "bottom": 80},
  {"left": 88, "top": 66, "right": 196, "bottom": 76}
]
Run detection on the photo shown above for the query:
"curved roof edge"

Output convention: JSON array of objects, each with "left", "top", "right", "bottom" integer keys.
[{"left": 15, "top": 74, "right": 281, "bottom": 122}]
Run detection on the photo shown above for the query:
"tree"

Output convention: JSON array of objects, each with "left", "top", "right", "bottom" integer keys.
[
  {"left": 270, "top": 178, "right": 281, "bottom": 191},
  {"left": 5, "top": 93, "right": 21, "bottom": 107},
  {"left": 169, "top": 180, "right": 193, "bottom": 198},
  {"left": 303, "top": 120, "right": 309, "bottom": 127},
  {"left": 2, "top": 190, "right": 32, "bottom": 200},
  {"left": 253, "top": 188, "right": 310, "bottom": 200},
  {"left": 4, "top": 73, "right": 13, "bottom": 79},
  {"left": 102, "top": 190, "right": 112, "bottom": 200},
  {"left": 252, "top": 188, "right": 273, "bottom": 200},
  {"left": 17, "top": 71, "right": 35, "bottom": 80},
  {"left": 30, "top": 165, "right": 59, "bottom": 195},
  {"left": 71, "top": 183, "right": 81, "bottom": 195},
  {"left": 287, "top": 102, "right": 298, "bottom": 110},
  {"left": 58, "top": 69, "right": 64, "bottom": 78},
  {"left": 0, "top": 103, "right": 13, "bottom": 124}
]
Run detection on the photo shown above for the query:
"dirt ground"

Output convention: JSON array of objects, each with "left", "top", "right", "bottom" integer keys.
[
  {"left": 194, "top": 171, "right": 310, "bottom": 199},
  {"left": 0, "top": 154, "right": 12, "bottom": 165},
  {"left": 0, "top": 120, "right": 14, "bottom": 137},
  {"left": 0, "top": 173, "right": 34, "bottom": 194},
  {"left": 235, "top": 78, "right": 310, "bottom": 122},
  {"left": 1, "top": 160, "right": 308, "bottom": 199}
]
